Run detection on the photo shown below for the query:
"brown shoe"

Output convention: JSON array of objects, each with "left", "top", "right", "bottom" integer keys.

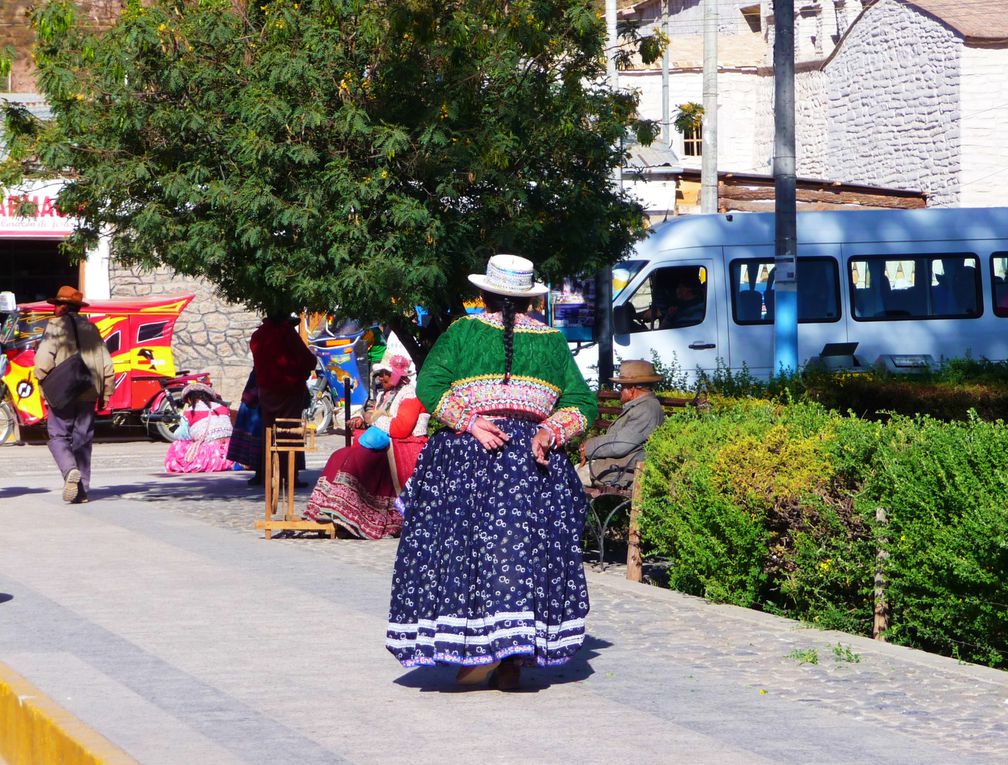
[
  {"left": 488, "top": 658, "right": 521, "bottom": 691},
  {"left": 456, "top": 661, "right": 500, "bottom": 686},
  {"left": 62, "top": 469, "right": 81, "bottom": 503}
]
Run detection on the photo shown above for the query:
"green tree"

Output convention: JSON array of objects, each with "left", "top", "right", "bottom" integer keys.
[
  {"left": 1, "top": 0, "right": 660, "bottom": 360},
  {"left": 673, "top": 102, "right": 703, "bottom": 135}
]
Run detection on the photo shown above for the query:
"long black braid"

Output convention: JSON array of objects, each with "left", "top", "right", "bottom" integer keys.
[
  {"left": 501, "top": 297, "right": 516, "bottom": 385},
  {"left": 481, "top": 291, "right": 531, "bottom": 385}
]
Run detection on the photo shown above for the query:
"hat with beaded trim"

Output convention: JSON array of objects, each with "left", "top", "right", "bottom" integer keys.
[{"left": 468, "top": 254, "right": 549, "bottom": 297}]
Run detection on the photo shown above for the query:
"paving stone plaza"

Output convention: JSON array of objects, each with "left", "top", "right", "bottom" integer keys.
[{"left": 1, "top": 436, "right": 1006, "bottom": 764}]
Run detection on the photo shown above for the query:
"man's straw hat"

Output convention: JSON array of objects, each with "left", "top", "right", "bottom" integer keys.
[{"left": 610, "top": 359, "right": 661, "bottom": 385}]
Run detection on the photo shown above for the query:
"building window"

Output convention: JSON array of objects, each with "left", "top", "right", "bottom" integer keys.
[
  {"left": 683, "top": 125, "right": 702, "bottom": 157},
  {"left": 675, "top": 102, "right": 704, "bottom": 158}
]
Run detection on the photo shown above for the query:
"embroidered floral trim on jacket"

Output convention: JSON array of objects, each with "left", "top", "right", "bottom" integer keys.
[
  {"left": 474, "top": 313, "right": 556, "bottom": 334},
  {"left": 540, "top": 406, "right": 589, "bottom": 446},
  {"left": 433, "top": 376, "right": 562, "bottom": 432}
]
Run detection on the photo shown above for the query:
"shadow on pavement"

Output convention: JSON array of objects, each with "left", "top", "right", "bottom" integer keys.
[
  {"left": 393, "top": 635, "right": 611, "bottom": 693},
  {"left": 0, "top": 486, "right": 49, "bottom": 500},
  {"left": 0, "top": 593, "right": 13, "bottom": 604},
  {"left": 84, "top": 469, "right": 323, "bottom": 504}
]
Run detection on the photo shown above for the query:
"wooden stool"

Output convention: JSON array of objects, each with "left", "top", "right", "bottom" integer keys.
[{"left": 254, "top": 418, "right": 334, "bottom": 539}]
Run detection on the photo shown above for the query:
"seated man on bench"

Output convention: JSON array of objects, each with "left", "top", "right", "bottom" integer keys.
[{"left": 576, "top": 360, "right": 666, "bottom": 489}]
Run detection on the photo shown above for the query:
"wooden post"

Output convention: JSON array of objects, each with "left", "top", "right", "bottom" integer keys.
[
  {"left": 343, "top": 377, "right": 352, "bottom": 448},
  {"left": 873, "top": 506, "right": 889, "bottom": 641},
  {"left": 626, "top": 463, "right": 645, "bottom": 583},
  {"left": 263, "top": 426, "right": 274, "bottom": 540}
]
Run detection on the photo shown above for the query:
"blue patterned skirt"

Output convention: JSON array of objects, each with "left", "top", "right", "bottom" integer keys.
[{"left": 386, "top": 418, "right": 590, "bottom": 668}]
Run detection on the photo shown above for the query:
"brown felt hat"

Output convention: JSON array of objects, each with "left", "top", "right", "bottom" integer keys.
[
  {"left": 47, "top": 285, "right": 89, "bottom": 308},
  {"left": 610, "top": 359, "right": 661, "bottom": 385}
]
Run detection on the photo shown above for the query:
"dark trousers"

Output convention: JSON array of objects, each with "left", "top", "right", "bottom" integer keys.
[{"left": 47, "top": 399, "right": 97, "bottom": 491}]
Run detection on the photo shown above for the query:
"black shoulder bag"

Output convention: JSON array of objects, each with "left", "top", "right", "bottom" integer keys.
[{"left": 39, "top": 316, "right": 95, "bottom": 410}]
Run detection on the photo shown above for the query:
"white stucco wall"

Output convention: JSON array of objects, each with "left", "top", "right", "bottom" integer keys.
[
  {"left": 959, "top": 45, "right": 1008, "bottom": 207},
  {"left": 624, "top": 68, "right": 763, "bottom": 174},
  {"left": 634, "top": 0, "right": 754, "bottom": 37}
]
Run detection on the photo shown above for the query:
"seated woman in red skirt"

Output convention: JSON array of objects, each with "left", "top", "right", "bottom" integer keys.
[{"left": 304, "top": 353, "right": 429, "bottom": 538}]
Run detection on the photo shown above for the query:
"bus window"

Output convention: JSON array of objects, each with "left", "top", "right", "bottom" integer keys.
[
  {"left": 136, "top": 321, "right": 167, "bottom": 342},
  {"left": 626, "top": 265, "right": 707, "bottom": 332},
  {"left": 104, "top": 330, "right": 121, "bottom": 355},
  {"left": 730, "top": 258, "right": 839, "bottom": 324},
  {"left": 849, "top": 254, "right": 980, "bottom": 320},
  {"left": 991, "top": 254, "right": 1008, "bottom": 317}
]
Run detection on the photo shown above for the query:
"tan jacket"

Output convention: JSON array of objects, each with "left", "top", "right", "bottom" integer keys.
[{"left": 34, "top": 313, "right": 116, "bottom": 407}]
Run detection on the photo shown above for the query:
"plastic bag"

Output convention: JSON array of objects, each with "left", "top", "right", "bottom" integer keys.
[{"left": 358, "top": 425, "right": 390, "bottom": 450}]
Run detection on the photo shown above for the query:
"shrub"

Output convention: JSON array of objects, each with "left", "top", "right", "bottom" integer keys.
[
  {"left": 856, "top": 414, "right": 1008, "bottom": 667},
  {"left": 638, "top": 400, "right": 1008, "bottom": 667}
]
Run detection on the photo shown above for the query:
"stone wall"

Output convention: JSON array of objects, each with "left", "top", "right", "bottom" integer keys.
[
  {"left": 821, "top": 0, "right": 960, "bottom": 205},
  {"left": 109, "top": 264, "right": 261, "bottom": 404},
  {"left": 755, "top": 0, "right": 960, "bottom": 205}
]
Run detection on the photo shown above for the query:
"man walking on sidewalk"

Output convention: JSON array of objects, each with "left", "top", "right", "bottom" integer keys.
[{"left": 34, "top": 286, "right": 115, "bottom": 503}]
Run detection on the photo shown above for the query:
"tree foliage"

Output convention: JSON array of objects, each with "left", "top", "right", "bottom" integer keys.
[
  {"left": 2, "top": 0, "right": 659, "bottom": 353},
  {"left": 673, "top": 102, "right": 703, "bottom": 135}
]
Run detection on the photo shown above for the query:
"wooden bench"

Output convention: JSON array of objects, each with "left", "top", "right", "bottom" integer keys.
[{"left": 582, "top": 391, "right": 698, "bottom": 580}]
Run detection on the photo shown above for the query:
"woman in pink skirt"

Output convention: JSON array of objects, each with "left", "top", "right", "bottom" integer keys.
[{"left": 164, "top": 383, "right": 235, "bottom": 473}]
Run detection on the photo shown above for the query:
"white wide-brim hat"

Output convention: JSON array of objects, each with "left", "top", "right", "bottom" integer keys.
[{"left": 468, "top": 254, "right": 549, "bottom": 297}]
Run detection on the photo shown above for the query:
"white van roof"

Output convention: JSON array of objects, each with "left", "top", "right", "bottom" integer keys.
[{"left": 638, "top": 207, "right": 1008, "bottom": 255}]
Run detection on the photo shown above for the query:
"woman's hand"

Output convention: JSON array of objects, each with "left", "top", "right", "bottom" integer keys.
[
  {"left": 347, "top": 415, "right": 365, "bottom": 430},
  {"left": 469, "top": 417, "right": 510, "bottom": 451},
  {"left": 531, "top": 428, "right": 553, "bottom": 467}
]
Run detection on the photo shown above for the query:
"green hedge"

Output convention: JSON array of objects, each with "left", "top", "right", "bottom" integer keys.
[{"left": 639, "top": 399, "right": 1008, "bottom": 668}]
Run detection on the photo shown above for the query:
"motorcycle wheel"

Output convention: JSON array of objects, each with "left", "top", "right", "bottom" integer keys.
[
  {"left": 153, "top": 396, "right": 183, "bottom": 442},
  {"left": 0, "top": 398, "right": 17, "bottom": 445},
  {"left": 305, "top": 392, "right": 334, "bottom": 435}
]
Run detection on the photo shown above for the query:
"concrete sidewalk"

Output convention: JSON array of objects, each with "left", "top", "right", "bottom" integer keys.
[{"left": 0, "top": 439, "right": 1005, "bottom": 764}]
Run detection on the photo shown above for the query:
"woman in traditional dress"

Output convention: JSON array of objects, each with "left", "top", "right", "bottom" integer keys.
[
  {"left": 164, "top": 382, "right": 236, "bottom": 473},
  {"left": 386, "top": 254, "right": 598, "bottom": 691},
  {"left": 226, "top": 369, "right": 264, "bottom": 484},
  {"left": 303, "top": 353, "right": 429, "bottom": 538}
]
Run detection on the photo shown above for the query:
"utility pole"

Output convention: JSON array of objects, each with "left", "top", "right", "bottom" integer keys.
[
  {"left": 773, "top": 0, "right": 798, "bottom": 375},
  {"left": 661, "top": 0, "right": 670, "bottom": 145},
  {"left": 700, "top": 0, "right": 718, "bottom": 212},
  {"left": 596, "top": 0, "right": 619, "bottom": 386}
]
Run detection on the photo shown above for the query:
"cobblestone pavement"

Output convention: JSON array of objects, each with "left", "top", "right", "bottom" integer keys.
[{"left": 1, "top": 438, "right": 1006, "bottom": 764}]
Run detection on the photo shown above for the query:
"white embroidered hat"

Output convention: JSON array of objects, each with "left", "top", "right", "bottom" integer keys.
[{"left": 468, "top": 254, "right": 549, "bottom": 297}]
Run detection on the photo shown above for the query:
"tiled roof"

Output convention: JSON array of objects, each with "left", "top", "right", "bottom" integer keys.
[{"left": 903, "top": 0, "right": 1008, "bottom": 41}]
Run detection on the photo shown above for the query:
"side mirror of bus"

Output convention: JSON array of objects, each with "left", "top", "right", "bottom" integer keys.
[{"left": 613, "top": 304, "right": 632, "bottom": 335}]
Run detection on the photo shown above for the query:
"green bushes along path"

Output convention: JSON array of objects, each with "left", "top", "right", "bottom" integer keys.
[{"left": 638, "top": 399, "right": 1008, "bottom": 668}]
